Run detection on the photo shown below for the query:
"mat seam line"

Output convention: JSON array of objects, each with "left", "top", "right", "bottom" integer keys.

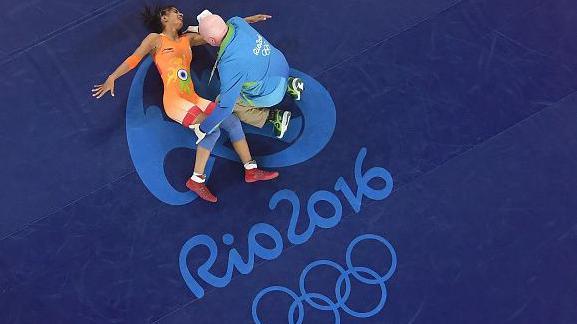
[
  {"left": 311, "top": 0, "right": 464, "bottom": 78},
  {"left": 0, "top": 169, "right": 136, "bottom": 241},
  {"left": 0, "top": 0, "right": 129, "bottom": 67}
]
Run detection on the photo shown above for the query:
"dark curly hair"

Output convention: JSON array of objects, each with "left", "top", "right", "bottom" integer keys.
[{"left": 141, "top": 4, "right": 176, "bottom": 33}]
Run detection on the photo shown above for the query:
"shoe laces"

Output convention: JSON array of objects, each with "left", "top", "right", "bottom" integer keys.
[{"left": 200, "top": 185, "right": 212, "bottom": 195}]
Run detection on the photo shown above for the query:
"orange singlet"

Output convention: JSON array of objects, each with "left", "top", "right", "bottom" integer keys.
[{"left": 153, "top": 34, "right": 214, "bottom": 126}]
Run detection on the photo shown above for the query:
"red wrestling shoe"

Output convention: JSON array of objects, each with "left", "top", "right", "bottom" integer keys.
[
  {"left": 186, "top": 179, "right": 218, "bottom": 203},
  {"left": 245, "top": 169, "right": 279, "bottom": 183}
]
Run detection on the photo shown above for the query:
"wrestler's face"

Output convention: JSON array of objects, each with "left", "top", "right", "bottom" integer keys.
[{"left": 161, "top": 7, "right": 184, "bottom": 30}]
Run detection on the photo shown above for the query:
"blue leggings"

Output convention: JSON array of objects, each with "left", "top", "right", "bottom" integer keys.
[{"left": 198, "top": 114, "right": 245, "bottom": 150}]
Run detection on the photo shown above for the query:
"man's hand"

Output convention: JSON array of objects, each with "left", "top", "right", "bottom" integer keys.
[{"left": 189, "top": 124, "right": 206, "bottom": 144}]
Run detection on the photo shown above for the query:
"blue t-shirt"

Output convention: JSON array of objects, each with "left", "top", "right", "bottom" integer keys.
[{"left": 200, "top": 17, "right": 289, "bottom": 133}]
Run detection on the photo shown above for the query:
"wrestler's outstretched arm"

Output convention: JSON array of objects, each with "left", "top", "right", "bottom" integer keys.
[
  {"left": 244, "top": 14, "right": 272, "bottom": 24},
  {"left": 92, "top": 33, "right": 159, "bottom": 98}
]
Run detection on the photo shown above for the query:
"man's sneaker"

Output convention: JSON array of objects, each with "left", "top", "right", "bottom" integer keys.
[
  {"left": 186, "top": 178, "right": 218, "bottom": 203},
  {"left": 270, "top": 109, "right": 291, "bottom": 139},
  {"left": 287, "top": 77, "right": 305, "bottom": 101},
  {"left": 245, "top": 169, "right": 279, "bottom": 183}
]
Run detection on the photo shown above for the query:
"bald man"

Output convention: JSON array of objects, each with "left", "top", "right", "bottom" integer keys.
[{"left": 191, "top": 11, "right": 304, "bottom": 142}]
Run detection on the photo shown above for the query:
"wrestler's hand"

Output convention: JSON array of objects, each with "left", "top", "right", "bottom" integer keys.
[
  {"left": 186, "top": 25, "right": 199, "bottom": 34},
  {"left": 92, "top": 76, "right": 115, "bottom": 98},
  {"left": 245, "top": 14, "right": 272, "bottom": 24},
  {"left": 189, "top": 124, "right": 206, "bottom": 144}
]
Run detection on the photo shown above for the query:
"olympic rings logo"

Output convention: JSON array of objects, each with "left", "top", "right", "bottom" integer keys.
[{"left": 252, "top": 234, "right": 397, "bottom": 323}]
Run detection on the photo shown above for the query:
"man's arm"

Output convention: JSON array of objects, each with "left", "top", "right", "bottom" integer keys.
[{"left": 199, "top": 71, "right": 245, "bottom": 133}]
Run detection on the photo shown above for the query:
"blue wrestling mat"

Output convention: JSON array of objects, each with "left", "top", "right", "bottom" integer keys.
[{"left": 1, "top": 0, "right": 576, "bottom": 323}]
